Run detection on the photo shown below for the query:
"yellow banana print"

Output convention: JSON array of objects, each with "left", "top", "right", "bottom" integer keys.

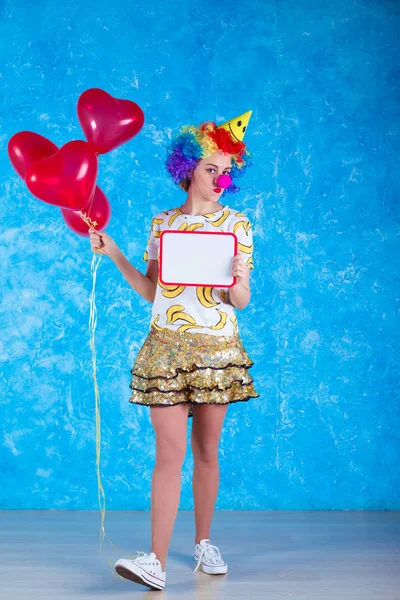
[
  {"left": 169, "top": 311, "right": 196, "bottom": 325},
  {"left": 151, "top": 315, "right": 169, "bottom": 331},
  {"left": 235, "top": 211, "right": 246, "bottom": 217},
  {"left": 168, "top": 208, "right": 183, "bottom": 227},
  {"left": 177, "top": 324, "right": 204, "bottom": 333},
  {"left": 166, "top": 304, "right": 185, "bottom": 323},
  {"left": 208, "top": 209, "right": 230, "bottom": 227},
  {"left": 158, "top": 279, "right": 186, "bottom": 298},
  {"left": 230, "top": 315, "right": 238, "bottom": 335},
  {"left": 177, "top": 222, "right": 204, "bottom": 232},
  {"left": 246, "top": 256, "right": 254, "bottom": 269},
  {"left": 196, "top": 286, "right": 220, "bottom": 308},
  {"left": 166, "top": 304, "right": 197, "bottom": 324},
  {"left": 143, "top": 250, "right": 148, "bottom": 261},
  {"left": 187, "top": 222, "right": 204, "bottom": 231},
  {"left": 151, "top": 217, "right": 164, "bottom": 238},
  {"left": 238, "top": 241, "right": 254, "bottom": 254},
  {"left": 210, "top": 309, "right": 228, "bottom": 330},
  {"left": 220, "top": 289, "right": 229, "bottom": 304},
  {"left": 233, "top": 219, "right": 252, "bottom": 235},
  {"left": 233, "top": 219, "right": 248, "bottom": 234}
]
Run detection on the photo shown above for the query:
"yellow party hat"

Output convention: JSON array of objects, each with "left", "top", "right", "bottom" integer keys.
[{"left": 217, "top": 110, "right": 252, "bottom": 142}]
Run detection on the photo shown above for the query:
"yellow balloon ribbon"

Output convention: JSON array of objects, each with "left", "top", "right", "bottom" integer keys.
[
  {"left": 88, "top": 248, "right": 139, "bottom": 576},
  {"left": 89, "top": 250, "right": 106, "bottom": 547},
  {"left": 80, "top": 190, "right": 139, "bottom": 576}
]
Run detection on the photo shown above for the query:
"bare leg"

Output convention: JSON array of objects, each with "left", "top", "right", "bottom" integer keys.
[
  {"left": 191, "top": 404, "right": 229, "bottom": 544},
  {"left": 150, "top": 403, "right": 188, "bottom": 571}
]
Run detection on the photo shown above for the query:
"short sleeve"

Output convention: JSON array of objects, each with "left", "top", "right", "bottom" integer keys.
[
  {"left": 235, "top": 217, "right": 254, "bottom": 271},
  {"left": 143, "top": 217, "right": 160, "bottom": 262}
]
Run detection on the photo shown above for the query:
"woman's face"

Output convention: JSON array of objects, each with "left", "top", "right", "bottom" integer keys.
[{"left": 190, "top": 150, "right": 232, "bottom": 201}]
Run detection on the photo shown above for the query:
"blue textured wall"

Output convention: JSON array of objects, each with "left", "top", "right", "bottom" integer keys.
[{"left": 1, "top": 0, "right": 399, "bottom": 510}]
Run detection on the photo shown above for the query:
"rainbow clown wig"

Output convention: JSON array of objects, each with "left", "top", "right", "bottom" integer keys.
[{"left": 165, "top": 111, "right": 252, "bottom": 195}]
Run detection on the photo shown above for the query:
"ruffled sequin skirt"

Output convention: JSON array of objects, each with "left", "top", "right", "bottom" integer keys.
[{"left": 129, "top": 326, "right": 260, "bottom": 418}]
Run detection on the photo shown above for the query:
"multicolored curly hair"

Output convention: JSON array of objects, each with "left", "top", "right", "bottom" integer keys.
[{"left": 165, "top": 121, "right": 252, "bottom": 195}]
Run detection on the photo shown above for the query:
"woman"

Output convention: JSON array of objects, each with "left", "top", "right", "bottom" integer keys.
[{"left": 89, "top": 113, "right": 259, "bottom": 591}]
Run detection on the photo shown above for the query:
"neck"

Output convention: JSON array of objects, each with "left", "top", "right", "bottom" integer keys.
[{"left": 180, "top": 183, "right": 224, "bottom": 216}]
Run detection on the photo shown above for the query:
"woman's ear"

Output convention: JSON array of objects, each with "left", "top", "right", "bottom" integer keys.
[
  {"left": 186, "top": 169, "right": 195, "bottom": 190},
  {"left": 181, "top": 174, "right": 192, "bottom": 191}
]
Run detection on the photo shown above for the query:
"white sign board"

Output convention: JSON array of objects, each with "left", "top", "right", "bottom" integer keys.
[{"left": 159, "top": 230, "right": 237, "bottom": 288}]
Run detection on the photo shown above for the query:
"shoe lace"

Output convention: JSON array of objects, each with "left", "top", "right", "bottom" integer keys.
[
  {"left": 133, "top": 551, "right": 157, "bottom": 566},
  {"left": 192, "top": 542, "right": 223, "bottom": 573}
]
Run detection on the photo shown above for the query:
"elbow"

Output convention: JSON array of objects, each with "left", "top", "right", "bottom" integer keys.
[
  {"left": 143, "top": 276, "right": 157, "bottom": 304},
  {"left": 236, "top": 302, "right": 249, "bottom": 311},
  {"left": 150, "top": 282, "right": 157, "bottom": 304},
  {"left": 231, "top": 294, "right": 251, "bottom": 311}
]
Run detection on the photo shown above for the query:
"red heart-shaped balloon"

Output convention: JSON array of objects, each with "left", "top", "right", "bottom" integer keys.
[
  {"left": 8, "top": 131, "right": 58, "bottom": 180},
  {"left": 26, "top": 140, "right": 98, "bottom": 211},
  {"left": 77, "top": 88, "right": 145, "bottom": 154},
  {"left": 61, "top": 186, "right": 111, "bottom": 236}
]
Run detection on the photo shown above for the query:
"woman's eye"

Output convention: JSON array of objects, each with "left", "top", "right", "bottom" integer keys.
[{"left": 207, "top": 169, "right": 231, "bottom": 175}]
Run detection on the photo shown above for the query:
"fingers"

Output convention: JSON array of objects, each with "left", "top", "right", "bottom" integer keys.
[
  {"left": 89, "top": 228, "right": 102, "bottom": 239},
  {"left": 88, "top": 227, "right": 104, "bottom": 253},
  {"left": 233, "top": 268, "right": 248, "bottom": 277},
  {"left": 232, "top": 255, "right": 249, "bottom": 278},
  {"left": 232, "top": 255, "right": 246, "bottom": 268}
]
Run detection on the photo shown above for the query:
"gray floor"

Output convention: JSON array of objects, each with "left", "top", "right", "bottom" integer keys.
[{"left": 0, "top": 510, "right": 399, "bottom": 599}]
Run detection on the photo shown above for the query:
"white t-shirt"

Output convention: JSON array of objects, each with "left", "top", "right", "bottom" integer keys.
[{"left": 143, "top": 204, "right": 254, "bottom": 336}]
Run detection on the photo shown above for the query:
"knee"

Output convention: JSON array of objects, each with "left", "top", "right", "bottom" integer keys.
[
  {"left": 156, "top": 437, "right": 186, "bottom": 469},
  {"left": 192, "top": 441, "right": 219, "bottom": 466}
]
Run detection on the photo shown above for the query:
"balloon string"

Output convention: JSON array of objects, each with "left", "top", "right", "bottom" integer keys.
[
  {"left": 89, "top": 251, "right": 105, "bottom": 546},
  {"left": 88, "top": 250, "right": 140, "bottom": 576},
  {"left": 80, "top": 186, "right": 98, "bottom": 229}
]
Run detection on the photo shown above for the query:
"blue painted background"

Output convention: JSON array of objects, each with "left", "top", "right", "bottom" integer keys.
[{"left": 1, "top": 0, "right": 399, "bottom": 510}]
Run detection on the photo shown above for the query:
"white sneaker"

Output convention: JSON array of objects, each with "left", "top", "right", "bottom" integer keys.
[
  {"left": 193, "top": 538, "right": 228, "bottom": 574},
  {"left": 114, "top": 551, "right": 166, "bottom": 590}
]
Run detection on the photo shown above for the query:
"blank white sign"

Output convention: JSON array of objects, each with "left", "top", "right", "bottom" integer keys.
[{"left": 159, "top": 231, "right": 237, "bottom": 287}]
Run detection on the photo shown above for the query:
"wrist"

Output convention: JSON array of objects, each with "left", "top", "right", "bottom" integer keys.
[
  {"left": 229, "top": 280, "right": 251, "bottom": 310},
  {"left": 233, "top": 279, "right": 249, "bottom": 292},
  {"left": 110, "top": 248, "right": 124, "bottom": 263}
]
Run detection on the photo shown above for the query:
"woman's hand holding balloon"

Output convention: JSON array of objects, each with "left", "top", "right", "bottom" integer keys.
[{"left": 89, "top": 227, "right": 121, "bottom": 260}]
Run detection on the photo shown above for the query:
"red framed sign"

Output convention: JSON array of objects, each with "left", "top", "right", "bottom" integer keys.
[{"left": 159, "top": 230, "right": 238, "bottom": 288}]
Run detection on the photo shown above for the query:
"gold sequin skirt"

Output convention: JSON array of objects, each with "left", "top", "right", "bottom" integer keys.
[{"left": 129, "top": 326, "right": 260, "bottom": 418}]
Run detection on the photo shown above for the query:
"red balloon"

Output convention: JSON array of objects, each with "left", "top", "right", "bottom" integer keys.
[
  {"left": 61, "top": 186, "right": 111, "bottom": 236},
  {"left": 77, "top": 88, "right": 145, "bottom": 154},
  {"left": 26, "top": 140, "right": 98, "bottom": 211},
  {"left": 8, "top": 131, "right": 58, "bottom": 180}
]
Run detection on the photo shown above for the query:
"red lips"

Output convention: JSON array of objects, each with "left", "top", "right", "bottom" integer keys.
[{"left": 213, "top": 187, "right": 221, "bottom": 193}]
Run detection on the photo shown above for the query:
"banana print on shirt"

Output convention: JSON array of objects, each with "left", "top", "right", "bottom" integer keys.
[{"left": 143, "top": 205, "right": 254, "bottom": 336}]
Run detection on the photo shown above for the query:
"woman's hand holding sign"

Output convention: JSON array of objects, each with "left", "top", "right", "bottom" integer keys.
[{"left": 229, "top": 253, "right": 251, "bottom": 310}]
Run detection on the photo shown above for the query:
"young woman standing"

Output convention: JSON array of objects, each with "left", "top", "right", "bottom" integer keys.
[{"left": 89, "top": 113, "right": 259, "bottom": 590}]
